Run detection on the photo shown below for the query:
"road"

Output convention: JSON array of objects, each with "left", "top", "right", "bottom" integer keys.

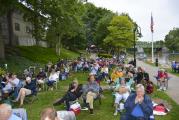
[{"left": 137, "top": 60, "right": 179, "bottom": 104}]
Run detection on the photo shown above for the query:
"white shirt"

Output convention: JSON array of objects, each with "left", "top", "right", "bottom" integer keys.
[
  {"left": 91, "top": 66, "right": 99, "bottom": 75},
  {"left": 103, "top": 67, "right": 109, "bottom": 74},
  {"left": 49, "top": 73, "right": 59, "bottom": 81},
  {"left": 11, "top": 78, "right": 20, "bottom": 87}
]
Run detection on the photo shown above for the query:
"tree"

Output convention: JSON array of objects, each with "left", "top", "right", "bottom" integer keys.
[
  {"left": 165, "top": 28, "right": 179, "bottom": 51},
  {"left": 41, "top": 0, "right": 85, "bottom": 55},
  {"left": 95, "top": 13, "right": 114, "bottom": 49},
  {"left": 82, "top": 3, "right": 112, "bottom": 46},
  {"left": 104, "top": 15, "right": 134, "bottom": 54}
]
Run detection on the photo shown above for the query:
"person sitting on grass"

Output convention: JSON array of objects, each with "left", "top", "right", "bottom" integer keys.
[
  {"left": 12, "top": 77, "right": 36, "bottom": 107},
  {"left": 111, "top": 68, "right": 124, "bottom": 83},
  {"left": 134, "top": 67, "right": 144, "bottom": 84},
  {"left": 2, "top": 73, "right": 20, "bottom": 96},
  {"left": 101, "top": 65, "right": 109, "bottom": 81},
  {"left": 113, "top": 78, "right": 130, "bottom": 116},
  {"left": 121, "top": 84, "right": 153, "bottom": 120},
  {"left": 47, "top": 69, "right": 59, "bottom": 90},
  {"left": 82, "top": 74, "right": 100, "bottom": 114},
  {"left": 83, "top": 61, "right": 90, "bottom": 72},
  {"left": 36, "top": 68, "right": 47, "bottom": 91},
  {"left": 53, "top": 79, "right": 83, "bottom": 110},
  {"left": 90, "top": 63, "right": 99, "bottom": 75}
]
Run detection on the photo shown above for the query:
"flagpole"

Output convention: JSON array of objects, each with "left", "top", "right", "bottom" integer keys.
[
  {"left": 152, "top": 32, "right": 154, "bottom": 63},
  {"left": 151, "top": 12, "right": 154, "bottom": 63}
]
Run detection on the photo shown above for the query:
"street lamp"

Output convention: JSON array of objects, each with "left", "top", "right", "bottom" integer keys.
[{"left": 133, "top": 23, "right": 142, "bottom": 67}]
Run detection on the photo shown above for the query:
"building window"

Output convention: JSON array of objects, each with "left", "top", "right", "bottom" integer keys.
[
  {"left": 26, "top": 26, "right": 31, "bottom": 33},
  {"left": 15, "top": 23, "right": 20, "bottom": 31}
]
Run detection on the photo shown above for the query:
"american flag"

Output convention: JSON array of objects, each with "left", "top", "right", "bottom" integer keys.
[{"left": 151, "top": 13, "right": 154, "bottom": 33}]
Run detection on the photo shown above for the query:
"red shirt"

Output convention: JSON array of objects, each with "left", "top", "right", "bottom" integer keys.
[{"left": 158, "top": 71, "right": 168, "bottom": 79}]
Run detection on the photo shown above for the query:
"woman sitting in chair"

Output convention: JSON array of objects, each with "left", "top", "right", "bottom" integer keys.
[
  {"left": 13, "top": 77, "right": 36, "bottom": 107},
  {"left": 53, "top": 79, "right": 83, "bottom": 110},
  {"left": 114, "top": 78, "right": 130, "bottom": 116},
  {"left": 158, "top": 69, "right": 168, "bottom": 91},
  {"left": 47, "top": 69, "right": 59, "bottom": 90}
]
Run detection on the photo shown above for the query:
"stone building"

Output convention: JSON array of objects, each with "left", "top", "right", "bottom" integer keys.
[{"left": 0, "top": 9, "right": 36, "bottom": 46}]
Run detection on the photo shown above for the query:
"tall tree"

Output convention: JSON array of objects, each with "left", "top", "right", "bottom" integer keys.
[
  {"left": 104, "top": 15, "right": 134, "bottom": 54},
  {"left": 95, "top": 13, "right": 114, "bottom": 49},
  {"left": 82, "top": 3, "right": 112, "bottom": 46},
  {"left": 45, "top": 0, "right": 84, "bottom": 55},
  {"left": 165, "top": 28, "right": 179, "bottom": 51}
]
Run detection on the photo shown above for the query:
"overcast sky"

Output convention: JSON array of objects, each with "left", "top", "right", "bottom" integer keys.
[{"left": 88, "top": 0, "right": 179, "bottom": 41}]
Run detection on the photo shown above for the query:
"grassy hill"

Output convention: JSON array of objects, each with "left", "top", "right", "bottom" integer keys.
[
  {"left": 17, "top": 46, "right": 79, "bottom": 63},
  {"left": 0, "top": 46, "right": 79, "bottom": 73}
]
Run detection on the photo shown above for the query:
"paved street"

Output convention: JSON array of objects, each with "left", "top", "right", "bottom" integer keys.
[{"left": 137, "top": 60, "right": 179, "bottom": 104}]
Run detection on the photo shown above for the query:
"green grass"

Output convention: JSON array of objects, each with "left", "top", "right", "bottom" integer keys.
[
  {"left": 11, "top": 72, "right": 179, "bottom": 120},
  {"left": 169, "top": 55, "right": 179, "bottom": 62},
  {"left": 0, "top": 55, "right": 41, "bottom": 73},
  {"left": 17, "top": 46, "right": 79, "bottom": 64},
  {"left": 0, "top": 46, "right": 80, "bottom": 73}
]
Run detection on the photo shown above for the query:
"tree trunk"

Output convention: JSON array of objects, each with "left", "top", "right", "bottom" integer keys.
[
  {"left": 7, "top": 9, "right": 13, "bottom": 46},
  {"left": 0, "top": 35, "right": 5, "bottom": 59},
  {"left": 56, "top": 33, "right": 62, "bottom": 56}
]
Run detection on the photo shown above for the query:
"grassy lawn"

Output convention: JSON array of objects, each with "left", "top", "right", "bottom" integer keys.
[
  {"left": 169, "top": 55, "right": 179, "bottom": 62},
  {"left": 11, "top": 72, "right": 179, "bottom": 120},
  {"left": 0, "top": 46, "right": 80, "bottom": 73},
  {"left": 0, "top": 55, "right": 41, "bottom": 73},
  {"left": 17, "top": 46, "right": 80, "bottom": 63}
]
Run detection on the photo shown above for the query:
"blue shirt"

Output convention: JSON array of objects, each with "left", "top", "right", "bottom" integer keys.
[
  {"left": 131, "top": 104, "right": 144, "bottom": 117},
  {"left": 8, "top": 114, "right": 22, "bottom": 120}
]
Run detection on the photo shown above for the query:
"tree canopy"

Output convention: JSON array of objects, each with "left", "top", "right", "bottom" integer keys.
[
  {"left": 165, "top": 28, "right": 179, "bottom": 51},
  {"left": 0, "top": 0, "right": 139, "bottom": 57},
  {"left": 104, "top": 15, "right": 134, "bottom": 49}
]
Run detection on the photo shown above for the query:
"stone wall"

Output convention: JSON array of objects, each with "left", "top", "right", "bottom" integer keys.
[{"left": 12, "top": 10, "right": 36, "bottom": 46}]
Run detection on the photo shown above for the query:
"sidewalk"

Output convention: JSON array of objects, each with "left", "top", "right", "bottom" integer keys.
[{"left": 137, "top": 60, "right": 179, "bottom": 104}]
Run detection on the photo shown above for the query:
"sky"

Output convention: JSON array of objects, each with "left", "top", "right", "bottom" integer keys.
[{"left": 88, "top": 0, "right": 179, "bottom": 42}]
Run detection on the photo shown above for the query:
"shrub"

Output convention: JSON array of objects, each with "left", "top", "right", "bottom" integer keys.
[
  {"left": 0, "top": 68, "right": 5, "bottom": 75},
  {"left": 98, "top": 53, "right": 112, "bottom": 58}
]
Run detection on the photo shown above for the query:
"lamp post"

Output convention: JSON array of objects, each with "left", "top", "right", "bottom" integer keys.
[{"left": 133, "top": 24, "right": 142, "bottom": 67}]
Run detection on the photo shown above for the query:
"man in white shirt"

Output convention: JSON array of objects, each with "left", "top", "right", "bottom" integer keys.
[
  {"left": 49, "top": 71, "right": 59, "bottom": 82},
  {"left": 47, "top": 69, "right": 59, "bottom": 90}
]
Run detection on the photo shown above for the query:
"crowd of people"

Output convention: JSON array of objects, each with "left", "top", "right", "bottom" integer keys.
[{"left": 0, "top": 56, "right": 170, "bottom": 120}]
